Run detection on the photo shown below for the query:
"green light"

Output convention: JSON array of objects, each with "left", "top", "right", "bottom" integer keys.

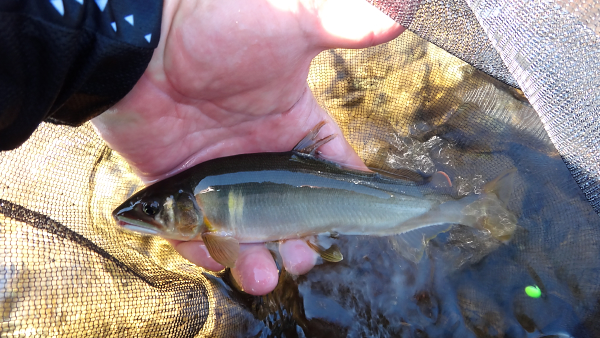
[{"left": 525, "top": 285, "right": 541, "bottom": 298}]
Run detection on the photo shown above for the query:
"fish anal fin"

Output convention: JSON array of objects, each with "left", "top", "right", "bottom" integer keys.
[
  {"left": 202, "top": 232, "right": 240, "bottom": 268},
  {"left": 306, "top": 239, "right": 343, "bottom": 262},
  {"left": 293, "top": 121, "right": 337, "bottom": 155},
  {"left": 392, "top": 223, "right": 454, "bottom": 262}
]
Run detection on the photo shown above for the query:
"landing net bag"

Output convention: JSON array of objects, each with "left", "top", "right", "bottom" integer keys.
[{"left": 2, "top": 1, "right": 600, "bottom": 337}]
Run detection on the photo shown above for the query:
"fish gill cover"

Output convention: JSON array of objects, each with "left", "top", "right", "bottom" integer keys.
[{"left": 2, "top": 1, "right": 600, "bottom": 337}]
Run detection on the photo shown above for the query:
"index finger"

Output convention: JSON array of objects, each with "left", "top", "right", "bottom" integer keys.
[{"left": 167, "top": 239, "right": 225, "bottom": 271}]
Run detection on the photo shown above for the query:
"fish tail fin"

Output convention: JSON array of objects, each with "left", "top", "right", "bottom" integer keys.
[
  {"left": 482, "top": 167, "right": 517, "bottom": 205},
  {"left": 399, "top": 168, "right": 518, "bottom": 242},
  {"left": 460, "top": 168, "right": 519, "bottom": 242},
  {"left": 391, "top": 168, "right": 519, "bottom": 262}
]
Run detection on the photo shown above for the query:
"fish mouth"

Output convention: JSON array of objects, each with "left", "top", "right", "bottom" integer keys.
[{"left": 115, "top": 213, "right": 163, "bottom": 236}]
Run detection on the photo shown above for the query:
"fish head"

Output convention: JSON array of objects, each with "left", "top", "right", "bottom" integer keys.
[{"left": 113, "top": 188, "right": 205, "bottom": 241}]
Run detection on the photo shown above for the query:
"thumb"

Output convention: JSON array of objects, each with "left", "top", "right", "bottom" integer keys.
[{"left": 315, "top": 0, "right": 404, "bottom": 49}]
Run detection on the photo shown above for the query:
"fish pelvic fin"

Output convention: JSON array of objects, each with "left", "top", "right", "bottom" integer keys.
[
  {"left": 306, "top": 237, "right": 343, "bottom": 262},
  {"left": 293, "top": 120, "right": 337, "bottom": 155},
  {"left": 201, "top": 232, "right": 240, "bottom": 268}
]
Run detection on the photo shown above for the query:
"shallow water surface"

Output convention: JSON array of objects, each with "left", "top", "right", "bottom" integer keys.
[{"left": 222, "top": 34, "right": 600, "bottom": 337}]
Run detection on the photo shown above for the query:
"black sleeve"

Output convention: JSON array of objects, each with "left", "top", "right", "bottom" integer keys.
[{"left": 0, "top": 0, "right": 162, "bottom": 150}]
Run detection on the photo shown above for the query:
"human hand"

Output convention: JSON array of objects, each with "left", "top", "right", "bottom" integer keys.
[{"left": 92, "top": 0, "right": 403, "bottom": 295}]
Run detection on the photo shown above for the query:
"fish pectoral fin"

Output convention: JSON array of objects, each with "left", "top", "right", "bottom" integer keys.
[
  {"left": 201, "top": 233, "right": 240, "bottom": 268},
  {"left": 306, "top": 239, "right": 343, "bottom": 262},
  {"left": 293, "top": 120, "right": 337, "bottom": 155}
]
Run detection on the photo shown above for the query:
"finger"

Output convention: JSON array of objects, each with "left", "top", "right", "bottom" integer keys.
[
  {"left": 316, "top": 0, "right": 404, "bottom": 49},
  {"left": 167, "top": 239, "right": 225, "bottom": 271},
  {"left": 231, "top": 244, "right": 279, "bottom": 295},
  {"left": 279, "top": 239, "right": 318, "bottom": 275}
]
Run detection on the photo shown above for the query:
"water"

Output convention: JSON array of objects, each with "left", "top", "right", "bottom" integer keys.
[{"left": 223, "top": 128, "right": 600, "bottom": 337}]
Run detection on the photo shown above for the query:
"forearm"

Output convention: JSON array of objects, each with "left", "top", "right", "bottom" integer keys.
[{"left": 0, "top": 0, "right": 163, "bottom": 150}]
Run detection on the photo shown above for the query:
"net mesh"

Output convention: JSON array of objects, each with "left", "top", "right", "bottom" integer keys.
[
  {"left": 2, "top": 1, "right": 600, "bottom": 337},
  {"left": 0, "top": 123, "right": 261, "bottom": 337}
]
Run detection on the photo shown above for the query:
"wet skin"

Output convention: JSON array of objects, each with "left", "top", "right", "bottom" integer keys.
[{"left": 92, "top": 0, "right": 403, "bottom": 295}]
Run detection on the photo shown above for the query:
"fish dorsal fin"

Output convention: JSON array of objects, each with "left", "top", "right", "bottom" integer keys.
[
  {"left": 306, "top": 238, "right": 343, "bottom": 262},
  {"left": 293, "top": 120, "right": 337, "bottom": 155},
  {"left": 201, "top": 232, "right": 240, "bottom": 268}
]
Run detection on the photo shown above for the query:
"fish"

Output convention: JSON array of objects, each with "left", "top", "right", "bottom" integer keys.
[{"left": 113, "top": 121, "right": 517, "bottom": 268}]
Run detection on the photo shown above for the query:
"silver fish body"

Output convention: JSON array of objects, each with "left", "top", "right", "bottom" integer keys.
[
  {"left": 194, "top": 159, "right": 439, "bottom": 243},
  {"left": 113, "top": 123, "right": 516, "bottom": 267}
]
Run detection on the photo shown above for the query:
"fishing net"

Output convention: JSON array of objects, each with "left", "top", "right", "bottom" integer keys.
[{"left": 2, "top": 0, "right": 600, "bottom": 336}]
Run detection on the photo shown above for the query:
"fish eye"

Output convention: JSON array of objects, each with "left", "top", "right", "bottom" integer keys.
[{"left": 142, "top": 201, "right": 160, "bottom": 217}]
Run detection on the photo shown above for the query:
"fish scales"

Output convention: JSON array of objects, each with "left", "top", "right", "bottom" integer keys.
[
  {"left": 113, "top": 122, "right": 517, "bottom": 267},
  {"left": 198, "top": 179, "right": 436, "bottom": 243}
]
